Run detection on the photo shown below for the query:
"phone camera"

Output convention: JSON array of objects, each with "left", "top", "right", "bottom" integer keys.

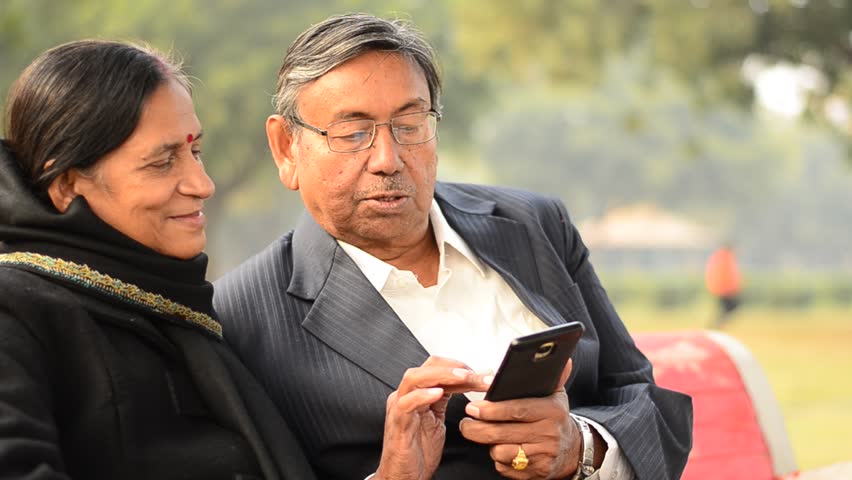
[{"left": 533, "top": 341, "right": 555, "bottom": 361}]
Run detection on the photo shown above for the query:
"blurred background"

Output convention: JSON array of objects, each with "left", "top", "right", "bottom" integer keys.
[{"left": 2, "top": 0, "right": 851, "bottom": 471}]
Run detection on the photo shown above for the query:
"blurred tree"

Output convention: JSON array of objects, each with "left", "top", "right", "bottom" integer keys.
[
  {"left": 448, "top": 0, "right": 851, "bottom": 113},
  {"left": 0, "top": 0, "right": 494, "bottom": 274},
  {"left": 2, "top": 0, "right": 849, "bottom": 272},
  {"left": 475, "top": 52, "right": 852, "bottom": 269}
]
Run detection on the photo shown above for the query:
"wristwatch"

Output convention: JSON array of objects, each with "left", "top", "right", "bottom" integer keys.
[{"left": 569, "top": 414, "right": 597, "bottom": 480}]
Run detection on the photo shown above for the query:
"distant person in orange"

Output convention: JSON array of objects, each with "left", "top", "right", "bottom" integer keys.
[{"left": 705, "top": 244, "right": 742, "bottom": 327}]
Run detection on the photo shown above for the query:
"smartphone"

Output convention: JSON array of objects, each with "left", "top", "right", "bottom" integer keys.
[{"left": 484, "top": 321, "right": 585, "bottom": 402}]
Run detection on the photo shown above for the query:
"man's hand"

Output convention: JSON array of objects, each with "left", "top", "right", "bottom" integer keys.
[
  {"left": 374, "top": 356, "right": 491, "bottom": 480},
  {"left": 458, "top": 359, "right": 583, "bottom": 479}
]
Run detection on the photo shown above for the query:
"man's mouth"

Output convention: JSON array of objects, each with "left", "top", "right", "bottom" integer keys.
[{"left": 372, "top": 195, "right": 405, "bottom": 202}]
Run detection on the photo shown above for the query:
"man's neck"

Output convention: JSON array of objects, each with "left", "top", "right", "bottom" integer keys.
[{"left": 360, "top": 224, "right": 441, "bottom": 288}]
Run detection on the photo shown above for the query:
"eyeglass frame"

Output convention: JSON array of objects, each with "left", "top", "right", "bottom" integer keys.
[{"left": 291, "top": 109, "right": 442, "bottom": 153}]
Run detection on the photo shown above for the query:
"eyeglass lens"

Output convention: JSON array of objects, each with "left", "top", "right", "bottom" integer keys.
[{"left": 326, "top": 112, "right": 438, "bottom": 152}]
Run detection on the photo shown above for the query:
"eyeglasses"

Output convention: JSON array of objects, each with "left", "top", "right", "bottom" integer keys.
[{"left": 293, "top": 110, "right": 441, "bottom": 153}]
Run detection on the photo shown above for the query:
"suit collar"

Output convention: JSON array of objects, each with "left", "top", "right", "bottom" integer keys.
[
  {"left": 434, "top": 182, "right": 496, "bottom": 215},
  {"left": 287, "top": 212, "right": 337, "bottom": 300},
  {"left": 337, "top": 199, "right": 487, "bottom": 293},
  {"left": 288, "top": 184, "right": 497, "bottom": 300},
  {"left": 436, "top": 185, "right": 583, "bottom": 330},
  {"left": 289, "top": 183, "right": 561, "bottom": 317},
  {"left": 288, "top": 211, "right": 429, "bottom": 389},
  {"left": 434, "top": 184, "right": 545, "bottom": 304},
  {"left": 286, "top": 183, "right": 565, "bottom": 389}
]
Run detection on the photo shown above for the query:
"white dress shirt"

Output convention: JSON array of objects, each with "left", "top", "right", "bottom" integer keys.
[{"left": 342, "top": 200, "right": 635, "bottom": 480}]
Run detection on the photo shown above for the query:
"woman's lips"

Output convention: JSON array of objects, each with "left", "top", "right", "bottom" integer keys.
[{"left": 170, "top": 211, "right": 206, "bottom": 228}]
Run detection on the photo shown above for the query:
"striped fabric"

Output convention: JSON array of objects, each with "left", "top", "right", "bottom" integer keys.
[{"left": 214, "top": 182, "right": 693, "bottom": 480}]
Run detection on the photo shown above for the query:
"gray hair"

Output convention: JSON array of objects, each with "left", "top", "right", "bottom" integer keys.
[{"left": 272, "top": 13, "right": 442, "bottom": 125}]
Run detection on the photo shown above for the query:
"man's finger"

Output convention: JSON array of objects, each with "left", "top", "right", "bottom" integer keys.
[
  {"left": 394, "top": 387, "right": 445, "bottom": 414},
  {"left": 431, "top": 393, "right": 452, "bottom": 416},
  {"left": 490, "top": 442, "right": 541, "bottom": 464},
  {"left": 421, "top": 355, "right": 473, "bottom": 370},
  {"left": 466, "top": 392, "right": 568, "bottom": 423},
  {"left": 459, "top": 417, "right": 547, "bottom": 445},
  {"left": 398, "top": 365, "right": 490, "bottom": 396}
]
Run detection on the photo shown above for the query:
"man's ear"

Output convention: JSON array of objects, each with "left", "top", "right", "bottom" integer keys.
[
  {"left": 266, "top": 114, "right": 299, "bottom": 191},
  {"left": 45, "top": 161, "right": 81, "bottom": 213}
]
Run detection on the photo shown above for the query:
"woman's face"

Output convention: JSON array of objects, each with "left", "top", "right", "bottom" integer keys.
[{"left": 64, "top": 79, "right": 215, "bottom": 259}]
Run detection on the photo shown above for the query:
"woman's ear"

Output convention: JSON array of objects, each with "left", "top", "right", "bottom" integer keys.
[
  {"left": 266, "top": 114, "right": 299, "bottom": 191},
  {"left": 45, "top": 162, "right": 81, "bottom": 213}
]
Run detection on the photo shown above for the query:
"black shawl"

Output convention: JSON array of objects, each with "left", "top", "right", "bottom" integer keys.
[{"left": 0, "top": 140, "right": 316, "bottom": 480}]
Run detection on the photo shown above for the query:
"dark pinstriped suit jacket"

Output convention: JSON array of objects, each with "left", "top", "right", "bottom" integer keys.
[{"left": 214, "top": 182, "right": 692, "bottom": 480}]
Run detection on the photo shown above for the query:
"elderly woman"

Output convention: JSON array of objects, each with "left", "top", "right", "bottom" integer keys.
[{"left": 0, "top": 40, "right": 314, "bottom": 480}]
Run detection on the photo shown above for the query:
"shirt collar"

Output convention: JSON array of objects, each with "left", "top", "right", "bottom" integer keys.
[
  {"left": 338, "top": 199, "right": 485, "bottom": 292},
  {"left": 429, "top": 199, "right": 486, "bottom": 276}
]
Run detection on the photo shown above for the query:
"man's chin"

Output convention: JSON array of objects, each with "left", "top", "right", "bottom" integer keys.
[{"left": 346, "top": 222, "right": 429, "bottom": 249}]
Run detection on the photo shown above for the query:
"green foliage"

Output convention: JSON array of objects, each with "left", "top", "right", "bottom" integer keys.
[
  {"left": 600, "top": 271, "right": 705, "bottom": 308},
  {"left": 475, "top": 51, "right": 852, "bottom": 270},
  {"left": 600, "top": 271, "right": 852, "bottom": 310},
  {"left": 742, "top": 272, "right": 852, "bottom": 309},
  {"left": 449, "top": 0, "right": 851, "bottom": 106},
  {"left": 2, "top": 1, "right": 850, "bottom": 274}
]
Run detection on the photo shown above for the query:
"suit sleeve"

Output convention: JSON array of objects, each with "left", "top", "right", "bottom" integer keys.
[
  {"left": 0, "top": 309, "right": 70, "bottom": 480},
  {"left": 549, "top": 198, "right": 693, "bottom": 480}
]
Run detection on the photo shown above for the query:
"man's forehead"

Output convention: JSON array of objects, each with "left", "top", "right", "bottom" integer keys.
[
  {"left": 298, "top": 51, "right": 430, "bottom": 118},
  {"left": 328, "top": 98, "right": 429, "bottom": 121},
  {"left": 320, "top": 51, "right": 425, "bottom": 84}
]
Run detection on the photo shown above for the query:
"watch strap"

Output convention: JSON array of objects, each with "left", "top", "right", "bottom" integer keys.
[{"left": 569, "top": 414, "right": 597, "bottom": 479}]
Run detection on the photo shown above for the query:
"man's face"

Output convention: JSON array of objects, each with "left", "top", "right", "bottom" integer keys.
[{"left": 279, "top": 51, "right": 438, "bottom": 253}]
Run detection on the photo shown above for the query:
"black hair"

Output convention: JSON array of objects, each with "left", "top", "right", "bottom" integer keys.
[{"left": 3, "top": 39, "right": 189, "bottom": 194}]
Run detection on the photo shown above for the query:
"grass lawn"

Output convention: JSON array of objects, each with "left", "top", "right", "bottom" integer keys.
[{"left": 618, "top": 302, "right": 852, "bottom": 471}]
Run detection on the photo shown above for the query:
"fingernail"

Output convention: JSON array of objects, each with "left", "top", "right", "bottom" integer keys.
[
  {"left": 466, "top": 404, "right": 480, "bottom": 417},
  {"left": 483, "top": 375, "right": 494, "bottom": 385},
  {"left": 452, "top": 368, "right": 470, "bottom": 378},
  {"left": 428, "top": 387, "right": 444, "bottom": 395}
]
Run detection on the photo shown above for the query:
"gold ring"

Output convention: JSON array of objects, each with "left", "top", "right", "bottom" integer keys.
[{"left": 511, "top": 445, "right": 529, "bottom": 470}]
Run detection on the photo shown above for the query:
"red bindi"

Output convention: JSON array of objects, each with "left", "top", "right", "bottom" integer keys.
[{"left": 186, "top": 133, "right": 194, "bottom": 143}]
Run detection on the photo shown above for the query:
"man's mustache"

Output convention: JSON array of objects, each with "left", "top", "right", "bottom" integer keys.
[{"left": 354, "top": 175, "right": 416, "bottom": 199}]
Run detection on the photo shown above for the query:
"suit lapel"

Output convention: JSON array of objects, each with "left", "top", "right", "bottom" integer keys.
[
  {"left": 435, "top": 185, "right": 568, "bottom": 328},
  {"left": 435, "top": 185, "right": 593, "bottom": 390},
  {"left": 285, "top": 184, "right": 590, "bottom": 390},
  {"left": 288, "top": 213, "right": 428, "bottom": 390}
]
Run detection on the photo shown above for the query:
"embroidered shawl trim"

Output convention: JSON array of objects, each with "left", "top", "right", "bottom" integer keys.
[{"left": 0, "top": 251, "right": 222, "bottom": 338}]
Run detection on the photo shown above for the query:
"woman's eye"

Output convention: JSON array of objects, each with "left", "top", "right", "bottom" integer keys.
[
  {"left": 191, "top": 149, "right": 202, "bottom": 159},
  {"left": 150, "top": 155, "right": 176, "bottom": 170}
]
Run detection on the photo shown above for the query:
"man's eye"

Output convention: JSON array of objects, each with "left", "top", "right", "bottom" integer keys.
[
  {"left": 336, "top": 131, "right": 369, "bottom": 142},
  {"left": 396, "top": 125, "right": 420, "bottom": 134}
]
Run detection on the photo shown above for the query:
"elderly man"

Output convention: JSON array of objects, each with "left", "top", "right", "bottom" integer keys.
[{"left": 215, "top": 13, "right": 692, "bottom": 480}]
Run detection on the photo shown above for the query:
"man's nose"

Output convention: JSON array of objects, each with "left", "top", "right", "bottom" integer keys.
[{"left": 366, "top": 124, "right": 404, "bottom": 175}]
